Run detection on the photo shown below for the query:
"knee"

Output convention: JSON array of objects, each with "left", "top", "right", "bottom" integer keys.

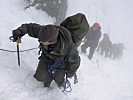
[{"left": 54, "top": 72, "right": 65, "bottom": 86}]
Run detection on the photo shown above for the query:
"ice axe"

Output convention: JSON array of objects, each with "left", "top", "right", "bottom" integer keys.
[
  {"left": 9, "top": 36, "right": 21, "bottom": 67},
  {"left": 16, "top": 39, "right": 21, "bottom": 66}
]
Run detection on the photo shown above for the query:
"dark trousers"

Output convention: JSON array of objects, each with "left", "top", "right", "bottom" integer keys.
[
  {"left": 34, "top": 55, "right": 66, "bottom": 87},
  {"left": 81, "top": 42, "right": 97, "bottom": 60}
]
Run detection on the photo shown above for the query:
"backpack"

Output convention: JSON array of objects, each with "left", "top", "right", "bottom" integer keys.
[{"left": 60, "top": 13, "right": 89, "bottom": 46}]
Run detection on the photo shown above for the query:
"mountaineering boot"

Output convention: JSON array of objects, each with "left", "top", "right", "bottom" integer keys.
[{"left": 43, "top": 82, "right": 51, "bottom": 88}]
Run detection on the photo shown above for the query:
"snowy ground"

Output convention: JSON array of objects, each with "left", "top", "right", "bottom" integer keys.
[{"left": 0, "top": 0, "right": 133, "bottom": 100}]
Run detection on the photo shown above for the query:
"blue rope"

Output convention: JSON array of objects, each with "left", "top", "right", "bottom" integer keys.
[{"left": 48, "top": 58, "right": 63, "bottom": 77}]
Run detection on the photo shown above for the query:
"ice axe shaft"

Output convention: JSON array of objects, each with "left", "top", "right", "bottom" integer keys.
[
  {"left": 16, "top": 40, "right": 20, "bottom": 66},
  {"left": 9, "top": 36, "right": 21, "bottom": 66}
]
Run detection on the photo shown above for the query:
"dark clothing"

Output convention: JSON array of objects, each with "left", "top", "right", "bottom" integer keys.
[
  {"left": 110, "top": 43, "right": 125, "bottom": 59},
  {"left": 60, "top": 13, "right": 89, "bottom": 45},
  {"left": 34, "top": 55, "right": 66, "bottom": 87},
  {"left": 85, "top": 27, "right": 101, "bottom": 42},
  {"left": 81, "top": 26, "right": 101, "bottom": 59},
  {"left": 14, "top": 23, "right": 80, "bottom": 86},
  {"left": 97, "top": 34, "right": 112, "bottom": 58}
]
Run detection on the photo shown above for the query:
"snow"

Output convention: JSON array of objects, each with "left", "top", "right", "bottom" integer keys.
[{"left": 0, "top": 0, "right": 133, "bottom": 100}]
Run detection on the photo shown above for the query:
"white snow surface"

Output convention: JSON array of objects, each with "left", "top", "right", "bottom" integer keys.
[{"left": 0, "top": 0, "right": 133, "bottom": 100}]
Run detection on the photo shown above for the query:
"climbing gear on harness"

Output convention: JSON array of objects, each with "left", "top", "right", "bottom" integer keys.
[
  {"left": 38, "top": 44, "right": 44, "bottom": 55},
  {"left": 59, "top": 73, "right": 78, "bottom": 93},
  {"left": 74, "top": 74, "right": 78, "bottom": 84},
  {"left": 60, "top": 75, "right": 72, "bottom": 93},
  {"left": 48, "top": 58, "right": 63, "bottom": 77}
]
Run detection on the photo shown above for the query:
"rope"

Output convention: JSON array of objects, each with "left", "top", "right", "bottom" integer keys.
[
  {"left": 0, "top": 47, "right": 38, "bottom": 53},
  {"left": 62, "top": 76, "right": 72, "bottom": 93},
  {"left": 59, "top": 74, "right": 78, "bottom": 93},
  {"left": 48, "top": 58, "right": 63, "bottom": 77}
]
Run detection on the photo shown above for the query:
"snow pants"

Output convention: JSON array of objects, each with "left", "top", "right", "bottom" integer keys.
[{"left": 34, "top": 55, "right": 66, "bottom": 87}]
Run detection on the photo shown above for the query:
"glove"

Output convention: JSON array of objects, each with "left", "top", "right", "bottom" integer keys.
[{"left": 12, "top": 30, "right": 23, "bottom": 42}]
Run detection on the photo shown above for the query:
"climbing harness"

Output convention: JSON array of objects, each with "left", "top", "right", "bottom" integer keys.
[{"left": 48, "top": 58, "right": 63, "bottom": 77}]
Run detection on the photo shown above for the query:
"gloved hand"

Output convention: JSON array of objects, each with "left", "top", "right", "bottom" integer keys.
[{"left": 12, "top": 30, "right": 22, "bottom": 42}]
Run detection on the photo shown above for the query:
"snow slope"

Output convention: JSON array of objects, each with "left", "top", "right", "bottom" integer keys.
[{"left": 0, "top": 0, "right": 133, "bottom": 100}]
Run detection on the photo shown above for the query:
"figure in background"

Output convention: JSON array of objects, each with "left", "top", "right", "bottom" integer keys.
[
  {"left": 97, "top": 33, "right": 112, "bottom": 58},
  {"left": 81, "top": 22, "right": 101, "bottom": 60},
  {"left": 110, "top": 42, "right": 125, "bottom": 59}
]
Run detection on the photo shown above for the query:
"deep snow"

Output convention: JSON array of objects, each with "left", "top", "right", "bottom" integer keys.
[{"left": 0, "top": 0, "right": 133, "bottom": 100}]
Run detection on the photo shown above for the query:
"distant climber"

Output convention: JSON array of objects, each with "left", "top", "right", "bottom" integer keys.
[{"left": 81, "top": 22, "right": 101, "bottom": 60}]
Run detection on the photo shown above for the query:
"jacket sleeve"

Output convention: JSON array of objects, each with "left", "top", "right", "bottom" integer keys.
[
  {"left": 66, "top": 44, "right": 81, "bottom": 77},
  {"left": 15, "top": 23, "right": 42, "bottom": 38}
]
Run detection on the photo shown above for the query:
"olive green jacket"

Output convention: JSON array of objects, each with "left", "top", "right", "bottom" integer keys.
[{"left": 15, "top": 23, "right": 80, "bottom": 76}]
